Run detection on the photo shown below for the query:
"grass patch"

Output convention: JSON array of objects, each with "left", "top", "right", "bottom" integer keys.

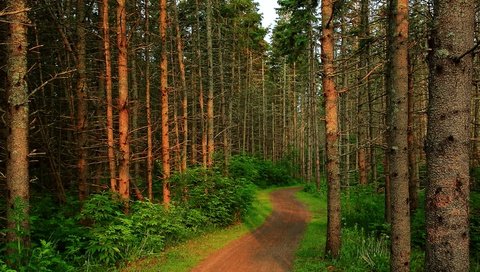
[
  {"left": 121, "top": 187, "right": 276, "bottom": 272},
  {"left": 293, "top": 190, "right": 328, "bottom": 272}
]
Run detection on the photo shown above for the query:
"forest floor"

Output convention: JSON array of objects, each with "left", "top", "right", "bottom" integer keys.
[{"left": 191, "top": 187, "right": 311, "bottom": 272}]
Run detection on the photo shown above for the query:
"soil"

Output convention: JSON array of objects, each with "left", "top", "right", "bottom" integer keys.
[{"left": 191, "top": 187, "right": 311, "bottom": 272}]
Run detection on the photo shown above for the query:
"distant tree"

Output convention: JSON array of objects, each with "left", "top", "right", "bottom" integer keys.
[{"left": 426, "top": 0, "right": 475, "bottom": 270}]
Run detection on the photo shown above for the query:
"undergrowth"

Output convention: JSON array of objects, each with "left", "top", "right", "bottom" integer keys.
[{"left": 0, "top": 155, "right": 292, "bottom": 271}]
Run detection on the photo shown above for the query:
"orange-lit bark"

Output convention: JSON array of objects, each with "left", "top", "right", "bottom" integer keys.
[
  {"left": 117, "top": 0, "right": 130, "bottom": 203},
  {"left": 321, "top": 0, "right": 341, "bottom": 258},
  {"left": 160, "top": 0, "right": 171, "bottom": 204},
  {"left": 102, "top": 0, "right": 117, "bottom": 193}
]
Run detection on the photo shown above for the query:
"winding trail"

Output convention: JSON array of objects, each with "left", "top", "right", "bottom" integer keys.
[{"left": 192, "top": 187, "right": 311, "bottom": 272}]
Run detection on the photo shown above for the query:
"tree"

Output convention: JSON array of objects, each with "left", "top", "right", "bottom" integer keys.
[
  {"left": 76, "top": 0, "right": 89, "bottom": 202},
  {"left": 5, "top": 0, "right": 30, "bottom": 261},
  {"left": 101, "top": 0, "right": 117, "bottom": 193},
  {"left": 206, "top": 0, "right": 215, "bottom": 168},
  {"left": 160, "top": 0, "right": 171, "bottom": 204},
  {"left": 321, "top": 0, "right": 341, "bottom": 257},
  {"left": 425, "top": 0, "right": 474, "bottom": 270},
  {"left": 387, "top": 0, "right": 410, "bottom": 270},
  {"left": 117, "top": 0, "right": 130, "bottom": 203}
]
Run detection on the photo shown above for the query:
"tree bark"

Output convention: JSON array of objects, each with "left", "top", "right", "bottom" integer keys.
[
  {"left": 6, "top": 0, "right": 30, "bottom": 261},
  {"left": 117, "top": 0, "right": 130, "bottom": 203},
  {"left": 160, "top": 0, "right": 171, "bottom": 204},
  {"left": 76, "top": 0, "right": 89, "bottom": 201},
  {"left": 102, "top": 0, "right": 117, "bottom": 193},
  {"left": 206, "top": 0, "right": 215, "bottom": 167},
  {"left": 426, "top": 0, "right": 474, "bottom": 270},
  {"left": 388, "top": 0, "right": 410, "bottom": 270},
  {"left": 321, "top": 0, "right": 341, "bottom": 258}
]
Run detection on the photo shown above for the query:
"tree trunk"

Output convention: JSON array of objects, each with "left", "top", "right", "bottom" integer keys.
[
  {"left": 6, "top": 0, "right": 30, "bottom": 262},
  {"left": 173, "top": 1, "right": 188, "bottom": 173},
  {"left": 117, "top": 0, "right": 130, "bottom": 203},
  {"left": 102, "top": 0, "right": 117, "bottom": 193},
  {"left": 388, "top": 0, "right": 410, "bottom": 270},
  {"left": 160, "top": 0, "right": 171, "bottom": 204},
  {"left": 407, "top": 57, "right": 419, "bottom": 212},
  {"left": 145, "top": 0, "right": 153, "bottom": 200},
  {"left": 321, "top": 0, "right": 341, "bottom": 258},
  {"left": 76, "top": 0, "right": 89, "bottom": 201},
  {"left": 206, "top": 0, "right": 215, "bottom": 167},
  {"left": 426, "top": 0, "right": 474, "bottom": 270}
]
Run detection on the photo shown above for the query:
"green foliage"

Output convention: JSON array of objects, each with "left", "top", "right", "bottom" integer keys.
[
  {"left": 26, "top": 240, "right": 75, "bottom": 272},
  {"left": 332, "top": 226, "right": 390, "bottom": 272},
  {"left": 228, "top": 155, "right": 295, "bottom": 188},
  {"left": 342, "top": 185, "right": 387, "bottom": 235},
  {"left": 471, "top": 192, "right": 480, "bottom": 262}
]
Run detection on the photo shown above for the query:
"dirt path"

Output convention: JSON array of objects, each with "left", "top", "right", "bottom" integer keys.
[{"left": 192, "top": 187, "right": 311, "bottom": 272}]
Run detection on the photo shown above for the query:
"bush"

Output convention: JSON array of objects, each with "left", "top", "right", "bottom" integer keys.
[{"left": 229, "top": 155, "right": 295, "bottom": 188}]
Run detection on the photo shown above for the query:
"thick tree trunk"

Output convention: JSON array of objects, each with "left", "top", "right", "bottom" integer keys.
[
  {"left": 321, "top": 0, "right": 341, "bottom": 258},
  {"left": 426, "top": 0, "right": 474, "bottom": 270},
  {"left": 160, "top": 0, "right": 171, "bottom": 204},
  {"left": 6, "top": 0, "right": 30, "bottom": 261},
  {"left": 117, "top": 0, "right": 130, "bottom": 203},
  {"left": 102, "top": 0, "right": 117, "bottom": 193},
  {"left": 76, "top": 0, "right": 89, "bottom": 201},
  {"left": 388, "top": 0, "right": 410, "bottom": 270}
]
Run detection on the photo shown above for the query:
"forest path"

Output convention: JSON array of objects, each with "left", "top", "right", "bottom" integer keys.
[{"left": 191, "top": 187, "right": 311, "bottom": 272}]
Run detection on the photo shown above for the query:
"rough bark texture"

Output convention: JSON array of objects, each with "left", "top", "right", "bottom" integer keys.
[
  {"left": 6, "top": 0, "right": 30, "bottom": 258},
  {"left": 206, "top": 0, "right": 215, "bottom": 168},
  {"left": 117, "top": 0, "right": 130, "bottom": 203},
  {"left": 102, "top": 0, "right": 117, "bottom": 193},
  {"left": 388, "top": 0, "right": 410, "bottom": 270},
  {"left": 160, "top": 0, "right": 171, "bottom": 204},
  {"left": 76, "top": 0, "right": 88, "bottom": 201},
  {"left": 426, "top": 0, "right": 474, "bottom": 270},
  {"left": 407, "top": 58, "right": 419, "bottom": 212},
  {"left": 321, "top": 0, "right": 341, "bottom": 258}
]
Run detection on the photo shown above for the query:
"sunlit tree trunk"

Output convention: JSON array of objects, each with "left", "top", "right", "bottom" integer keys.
[
  {"left": 160, "top": 0, "right": 171, "bottom": 204},
  {"left": 117, "top": 0, "right": 130, "bottom": 203},
  {"left": 102, "top": 0, "right": 117, "bottom": 193},
  {"left": 6, "top": 0, "right": 30, "bottom": 261},
  {"left": 426, "top": 0, "right": 474, "bottom": 270},
  {"left": 321, "top": 0, "right": 341, "bottom": 257},
  {"left": 388, "top": 0, "right": 410, "bottom": 270}
]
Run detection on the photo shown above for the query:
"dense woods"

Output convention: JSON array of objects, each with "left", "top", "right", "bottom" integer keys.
[{"left": 1, "top": 0, "right": 479, "bottom": 271}]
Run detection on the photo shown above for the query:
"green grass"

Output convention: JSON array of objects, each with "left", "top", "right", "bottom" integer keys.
[
  {"left": 121, "top": 187, "right": 276, "bottom": 272},
  {"left": 293, "top": 190, "right": 329, "bottom": 272}
]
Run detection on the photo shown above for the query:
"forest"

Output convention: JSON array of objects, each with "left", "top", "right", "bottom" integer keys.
[{"left": 1, "top": 0, "right": 479, "bottom": 271}]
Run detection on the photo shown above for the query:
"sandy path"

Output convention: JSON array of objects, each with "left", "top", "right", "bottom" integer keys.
[{"left": 191, "top": 187, "right": 311, "bottom": 272}]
